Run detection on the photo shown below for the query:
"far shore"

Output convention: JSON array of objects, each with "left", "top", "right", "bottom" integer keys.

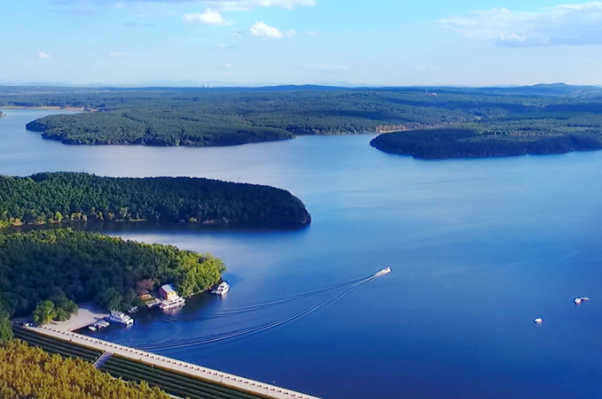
[{"left": 0, "top": 105, "right": 89, "bottom": 111}]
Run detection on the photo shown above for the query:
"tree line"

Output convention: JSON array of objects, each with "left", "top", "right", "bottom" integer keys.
[
  {"left": 371, "top": 115, "right": 602, "bottom": 159},
  {"left": 0, "top": 172, "right": 311, "bottom": 228}
]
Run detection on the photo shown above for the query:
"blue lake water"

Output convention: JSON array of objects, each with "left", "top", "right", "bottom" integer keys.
[{"left": 2, "top": 109, "right": 602, "bottom": 398}]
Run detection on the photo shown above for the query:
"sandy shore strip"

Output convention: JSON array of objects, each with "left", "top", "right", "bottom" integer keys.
[{"left": 48, "top": 302, "right": 109, "bottom": 332}]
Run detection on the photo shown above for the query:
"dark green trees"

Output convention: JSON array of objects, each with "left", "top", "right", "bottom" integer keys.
[{"left": 0, "top": 172, "right": 311, "bottom": 228}]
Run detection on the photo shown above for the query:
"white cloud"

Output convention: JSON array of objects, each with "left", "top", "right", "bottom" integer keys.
[
  {"left": 37, "top": 52, "right": 51, "bottom": 59},
  {"left": 183, "top": 9, "right": 232, "bottom": 25},
  {"left": 109, "top": 51, "right": 124, "bottom": 57},
  {"left": 200, "top": 0, "right": 315, "bottom": 10},
  {"left": 250, "top": 22, "right": 283, "bottom": 38},
  {"left": 225, "top": 63, "right": 232, "bottom": 68},
  {"left": 302, "top": 63, "right": 349, "bottom": 71},
  {"left": 438, "top": 2, "right": 602, "bottom": 47},
  {"left": 56, "top": 0, "right": 315, "bottom": 12}
]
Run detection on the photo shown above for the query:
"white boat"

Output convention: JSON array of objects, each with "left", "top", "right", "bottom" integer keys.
[
  {"left": 107, "top": 310, "right": 134, "bottom": 326},
  {"left": 534, "top": 317, "right": 544, "bottom": 324},
  {"left": 88, "top": 320, "right": 111, "bottom": 331},
  {"left": 375, "top": 267, "right": 392, "bottom": 277},
  {"left": 211, "top": 281, "right": 230, "bottom": 295},
  {"left": 575, "top": 297, "right": 590, "bottom": 304},
  {"left": 159, "top": 296, "right": 186, "bottom": 311}
]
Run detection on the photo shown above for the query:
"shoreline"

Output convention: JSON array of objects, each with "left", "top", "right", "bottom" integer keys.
[
  {"left": 0, "top": 105, "right": 87, "bottom": 111},
  {"left": 45, "top": 302, "right": 110, "bottom": 332}
]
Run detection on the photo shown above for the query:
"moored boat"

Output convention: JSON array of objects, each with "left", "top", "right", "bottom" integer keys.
[
  {"left": 159, "top": 296, "right": 186, "bottom": 310},
  {"left": 211, "top": 281, "right": 230, "bottom": 295},
  {"left": 107, "top": 310, "right": 134, "bottom": 326}
]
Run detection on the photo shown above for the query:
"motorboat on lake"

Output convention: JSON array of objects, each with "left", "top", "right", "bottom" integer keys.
[
  {"left": 211, "top": 281, "right": 230, "bottom": 295},
  {"left": 159, "top": 296, "right": 186, "bottom": 311},
  {"left": 107, "top": 310, "right": 134, "bottom": 326},
  {"left": 574, "top": 297, "right": 590, "bottom": 304},
  {"left": 534, "top": 317, "right": 544, "bottom": 324},
  {"left": 374, "top": 267, "right": 392, "bottom": 277}
]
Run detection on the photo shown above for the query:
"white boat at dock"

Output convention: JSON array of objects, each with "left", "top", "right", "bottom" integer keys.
[
  {"left": 88, "top": 320, "right": 110, "bottom": 331},
  {"left": 107, "top": 310, "right": 134, "bottom": 326},
  {"left": 159, "top": 296, "right": 186, "bottom": 311},
  {"left": 211, "top": 281, "right": 230, "bottom": 295}
]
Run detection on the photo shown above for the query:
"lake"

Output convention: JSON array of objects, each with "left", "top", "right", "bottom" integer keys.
[{"left": 2, "top": 109, "right": 602, "bottom": 399}]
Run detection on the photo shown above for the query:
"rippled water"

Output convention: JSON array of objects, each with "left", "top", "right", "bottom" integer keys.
[{"left": 2, "top": 109, "right": 602, "bottom": 398}]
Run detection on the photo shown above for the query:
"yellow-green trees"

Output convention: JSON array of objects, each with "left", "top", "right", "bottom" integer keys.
[{"left": 0, "top": 341, "right": 172, "bottom": 399}]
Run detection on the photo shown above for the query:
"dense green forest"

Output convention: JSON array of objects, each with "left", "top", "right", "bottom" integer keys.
[
  {"left": 0, "top": 172, "right": 310, "bottom": 228},
  {"left": 0, "top": 229, "right": 225, "bottom": 316},
  {"left": 0, "top": 340, "right": 172, "bottom": 399},
  {"left": 1, "top": 85, "right": 601, "bottom": 155},
  {"left": 21, "top": 90, "right": 471, "bottom": 146}
]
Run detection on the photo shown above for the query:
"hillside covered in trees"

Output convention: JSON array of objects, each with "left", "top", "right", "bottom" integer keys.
[
  {"left": 0, "top": 340, "right": 172, "bottom": 399},
  {"left": 21, "top": 90, "right": 469, "bottom": 146},
  {"left": 0, "top": 229, "right": 225, "bottom": 316},
  {"left": 370, "top": 110, "right": 602, "bottom": 158},
  {"left": 0, "top": 172, "right": 311, "bottom": 228},
  {"left": 1, "top": 85, "right": 600, "bottom": 155}
]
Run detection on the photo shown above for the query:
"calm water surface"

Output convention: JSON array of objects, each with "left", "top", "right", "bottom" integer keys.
[{"left": 2, "top": 109, "right": 602, "bottom": 398}]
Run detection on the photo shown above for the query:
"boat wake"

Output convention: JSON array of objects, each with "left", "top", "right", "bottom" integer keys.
[{"left": 137, "top": 268, "right": 391, "bottom": 351}]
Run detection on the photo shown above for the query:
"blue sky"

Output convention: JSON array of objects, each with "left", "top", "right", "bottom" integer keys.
[{"left": 1, "top": 0, "right": 601, "bottom": 86}]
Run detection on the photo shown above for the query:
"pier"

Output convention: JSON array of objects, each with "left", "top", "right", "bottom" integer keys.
[{"left": 24, "top": 325, "right": 321, "bottom": 399}]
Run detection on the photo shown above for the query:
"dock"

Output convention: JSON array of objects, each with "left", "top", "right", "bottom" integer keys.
[{"left": 24, "top": 325, "right": 321, "bottom": 399}]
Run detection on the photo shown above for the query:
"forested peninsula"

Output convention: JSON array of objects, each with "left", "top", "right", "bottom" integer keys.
[
  {"left": 370, "top": 128, "right": 602, "bottom": 159},
  {"left": 0, "top": 229, "right": 225, "bottom": 317},
  {"left": 0, "top": 172, "right": 311, "bottom": 228}
]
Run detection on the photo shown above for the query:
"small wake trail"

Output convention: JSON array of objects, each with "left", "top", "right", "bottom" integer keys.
[
  {"left": 160, "top": 274, "right": 374, "bottom": 324},
  {"left": 138, "top": 271, "right": 387, "bottom": 351}
]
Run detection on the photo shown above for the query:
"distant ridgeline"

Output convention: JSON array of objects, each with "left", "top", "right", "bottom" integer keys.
[
  {"left": 0, "top": 229, "right": 224, "bottom": 317},
  {"left": 3, "top": 85, "right": 602, "bottom": 155},
  {"left": 0, "top": 172, "right": 311, "bottom": 228}
]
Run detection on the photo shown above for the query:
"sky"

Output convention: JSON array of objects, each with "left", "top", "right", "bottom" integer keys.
[{"left": 1, "top": 0, "right": 602, "bottom": 86}]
